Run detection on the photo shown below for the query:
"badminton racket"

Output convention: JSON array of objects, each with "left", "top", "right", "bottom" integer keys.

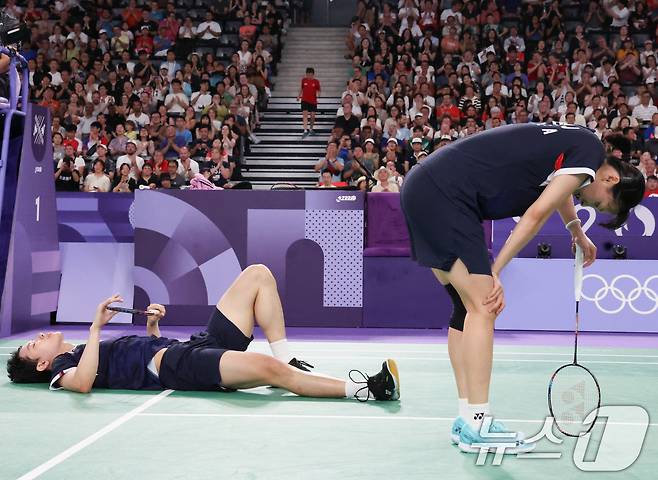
[
  {"left": 547, "top": 244, "right": 601, "bottom": 437},
  {"left": 106, "top": 306, "right": 159, "bottom": 316}
]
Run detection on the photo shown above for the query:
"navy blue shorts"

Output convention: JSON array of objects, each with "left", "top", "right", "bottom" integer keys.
[
  {"left": 301, "top": 101, "right": 317, "bottom": 112},
  {"left": 158, "top": 308, "right": 253, "bottom": 391},
  {"left": 400, "top": 163, "right": 492, "bottom": 276}
]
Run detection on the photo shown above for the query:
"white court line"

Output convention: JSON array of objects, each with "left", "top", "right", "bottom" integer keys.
[
  {"left": 281, "top": 355, "right": 658, "bottom": 365},
  {"left": 1, "top": 352, "right": 657, "bottom": 365},
  {"left": 17, "top": 389, "right": 173, "bottom": 480},
  {"left": 289, "top": 349, "right": 658, "bottom": 358},
  {"left": 137, "top": 413, "right": 658, "bottom": 427},
  {"left": 2, "top": 345, "right": 658, "bottom": 358}
]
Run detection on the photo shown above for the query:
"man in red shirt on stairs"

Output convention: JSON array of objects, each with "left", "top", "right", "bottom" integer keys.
[{"left": 297, "top": 67, "right": 321, "bottom": 138}]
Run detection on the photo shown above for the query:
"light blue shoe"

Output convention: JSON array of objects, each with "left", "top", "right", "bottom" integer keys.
[
  {"left": 458, "top": 419, "right": 535, "bottom": 454},
  {"left": 451, "top": 417, "right": 466, "bottom": 445}
]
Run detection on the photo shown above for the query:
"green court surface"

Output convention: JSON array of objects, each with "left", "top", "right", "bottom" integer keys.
[{"left": 1, "top": 339, "right": 657, "bottom": 480}]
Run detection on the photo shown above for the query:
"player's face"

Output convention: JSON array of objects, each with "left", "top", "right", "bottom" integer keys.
[
  {"left": 19, "top": 332, "right": 64, "bottom": 368},
  {"left": 574, "top": 166, "right": 620, "bottom": 214}
]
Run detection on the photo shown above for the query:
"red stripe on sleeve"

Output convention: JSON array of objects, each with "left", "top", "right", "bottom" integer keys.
[{"left": 554, "top": 152, "right": 565, "bottom": 170}]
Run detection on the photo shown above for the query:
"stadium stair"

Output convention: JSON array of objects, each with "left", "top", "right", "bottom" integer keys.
[{"left": 242, "top": 27, "right": 351, "bottom": 189}]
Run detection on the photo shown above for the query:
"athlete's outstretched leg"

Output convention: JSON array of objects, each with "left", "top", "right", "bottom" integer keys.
[{"left": 218, "top": 351, "right": 400, "bottom": 401}]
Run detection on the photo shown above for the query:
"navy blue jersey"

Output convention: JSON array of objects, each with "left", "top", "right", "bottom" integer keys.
[
  {"left": 49, "top": 335, "right": 178, "bottom": 391},
  {"left": 422, "top": 123, "right": 606, "bottom": 219}
]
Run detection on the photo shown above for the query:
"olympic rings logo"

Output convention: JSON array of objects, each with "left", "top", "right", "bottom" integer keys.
[{"left": 581, "top": 275, "right": 658, "bottom": 315}]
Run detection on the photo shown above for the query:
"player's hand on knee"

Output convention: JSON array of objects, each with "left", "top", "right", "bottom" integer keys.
[{"left": 484, "top": 273, "right": 505, "bottom": 315}]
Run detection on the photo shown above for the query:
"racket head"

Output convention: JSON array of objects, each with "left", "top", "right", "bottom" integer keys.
[{"left": 548, "top": 363, "right": 601, "bottom": 437}]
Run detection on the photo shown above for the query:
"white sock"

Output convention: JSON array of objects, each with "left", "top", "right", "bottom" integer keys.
[
  {"left": 270, "top": 339, "right": 293, "bottom": 363},
  {"left": 344, "top": 379, "right": 369, "bottom": 400},
  {"left": 458, "top": 398, "right": 469, "bottom": 420},
  {"left": 467, "top": 403, "right": 490, "bottom": 430}
]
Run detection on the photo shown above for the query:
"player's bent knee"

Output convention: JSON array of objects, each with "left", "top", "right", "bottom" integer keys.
[
  {"left": 244, "top": 264, "right": 274, "bottom": 284},
  {"left": 445, "top": 284, "right": 466, "bottom": 332}
]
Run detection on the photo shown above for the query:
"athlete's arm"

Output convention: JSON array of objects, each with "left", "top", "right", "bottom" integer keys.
[
  {"left": 146, "top": 304, "right": 165, "bottom": 337},
  {"left": 556, "top": 194, "right": 580, "bottom": 232},
  {"left": 58, "top": 295, "right": 122, "bottom": 393},
  {"left": 492, "top": 173, "right": 588, "bottom": 276},
  {"left": 556, "top": 195, "right": 597, "bottom": 266}
]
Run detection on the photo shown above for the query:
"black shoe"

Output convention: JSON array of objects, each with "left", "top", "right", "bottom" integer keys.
[
  {"left": 289, "top": 358, "right": 314, "bottom": 372},
  {"left": 349, "top": 359, "right": 400, "bottom": 402}
]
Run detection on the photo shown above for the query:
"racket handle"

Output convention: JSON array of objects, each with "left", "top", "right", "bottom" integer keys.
[{"left": 574, "top": 244, "right": 584, "bottom": 302}]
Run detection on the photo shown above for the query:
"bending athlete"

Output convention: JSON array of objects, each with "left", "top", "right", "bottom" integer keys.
[
  {"left": 401, "top": 123, "right": 644, "bottom": 453},
  {"left": 7, "top": 264, "right": 400, "bottom": 402}
]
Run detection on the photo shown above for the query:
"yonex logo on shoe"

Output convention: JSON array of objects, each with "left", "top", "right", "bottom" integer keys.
[{"left": 474, "top": 413, "right": 484, "bottom": 420}]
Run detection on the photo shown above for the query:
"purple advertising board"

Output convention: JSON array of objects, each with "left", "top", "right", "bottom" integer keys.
[
  {"left": 0, "top": 105, "right": 60, "bottom": 336},
  {"left": 133, "top": 190, "right": 364, "bottom": 327},
  {"left": 497, "top": 258, "right": 658, "bottom": 332},
  {"left": 56, "top": 192, "right": 134, "bottom": 243},
  {"left": 492, "top": 198, "right": 658, "bottom": 260},
  {"left": 55, "top": 192, "right": 135, "bottom": 324}
]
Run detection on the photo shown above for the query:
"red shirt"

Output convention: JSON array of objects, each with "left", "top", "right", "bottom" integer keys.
[
  {"left": 63, "top": 137, "right": 80, "bottom": 152},
  {"left": 435, "top": 104, "right": 461, "bottom": 124},
  {"left": 644, "top": 188, "right": 658, "bottom": 198},
  {"left": 239, "top": 25, "right": 257, "bottom": 40},
  {"left": 301, "top": 78, "right": 321, "bottom": 104}
]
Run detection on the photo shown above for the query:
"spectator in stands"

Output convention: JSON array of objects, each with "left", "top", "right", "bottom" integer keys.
[
  {"left": 371, "top": 166, "right": 399, "bottom": 193},
  {"left": 178, "top": 146, "right": 200, "bottom": 180},
  {"left": 135, "top": 163, "right": 160, "bottom": 190},
  {"left": 166, "top": 160, "right": 186, "bottom": 189},
  {"left": 633, "top": 90, "right": 658, "bottom": 125},
  {"left": 54, "top": 157, "right": 81, "bottom": 192},
  {"left": 645, "top": 175, "right": 658, "bottom": 197},
  {"left": 112, "top": 163, "right": 135, "bottom": 193},
  {"left": 333, "top": 101, "right": 360, "bottom": 140},
  {"left": 83, "top": 159, "right": 111, "bottom": 192},
  {"left": 116, "top": 140, "right": 144, "bottom": 180},
  {"left": 319, "top": 170, "right": 336, "bottom": 188},
  {"left": 314, "top": 142, "right": 345, "bottom": 183}
]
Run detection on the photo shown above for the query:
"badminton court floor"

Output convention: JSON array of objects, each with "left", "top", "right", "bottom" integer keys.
[{"left": 1, "top": 333, "right": 657, "bottom": 480}]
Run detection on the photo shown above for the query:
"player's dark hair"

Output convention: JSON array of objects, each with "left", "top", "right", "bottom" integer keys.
[
  {"left": 6, "top": 348, "right": 50, "bottom": 383},
  {"left": 600, "top": 155, "right": 645, "bottom": 230},
  {"left": 306, "top": 67, "right": 314, "bottom": 74}
]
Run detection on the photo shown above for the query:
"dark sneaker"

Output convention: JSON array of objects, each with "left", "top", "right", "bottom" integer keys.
[
  {"left": 349, "top": 359, "right": 400, "bottom": 402},
  {"left": 301, "top": 130, "right": 309, "bottom": 138},
  {"left": 289, "top": 358, "right": 314, "bottom": 372},
  {"left": 309, "top": 129, "right": 316, "bottom": 136}
]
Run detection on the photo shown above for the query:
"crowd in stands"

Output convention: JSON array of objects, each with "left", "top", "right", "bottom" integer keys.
[
  {"left": 10, "top": 0, "right": 288, "bottom": 191},
  {"left": 315, "top": 0, "right": 658, "bottom": 198}
]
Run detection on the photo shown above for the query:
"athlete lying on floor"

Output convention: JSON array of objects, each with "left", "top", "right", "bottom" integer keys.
[{"left": 7, "top": 265, "right": 399, "bottom": 402}]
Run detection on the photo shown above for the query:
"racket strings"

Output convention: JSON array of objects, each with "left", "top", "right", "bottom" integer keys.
[{"left": 549, "top": 365, "right": 600, "bottom": 436}]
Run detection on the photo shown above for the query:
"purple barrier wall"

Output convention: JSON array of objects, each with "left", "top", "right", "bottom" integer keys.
[
  {"left": 133, "top": 190, "right": 364, "bottom": 327},
  {"left": 0, "top": 105, "right": 60, "bottom": 336},
  {"left": 492, "top": 199, "right": 658, "bottom": 259},
  {"left": 363, "top": 256, "right": 451, "bottom": 328},
  {"left": 498, "top": 258, "right": 658, "bottom": 332},
  {"left": 364, "top": 192, "right": 493, "bottom": 256},
  {"left": 364, "top": 192, "right": 411, "bottom": 256}
]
